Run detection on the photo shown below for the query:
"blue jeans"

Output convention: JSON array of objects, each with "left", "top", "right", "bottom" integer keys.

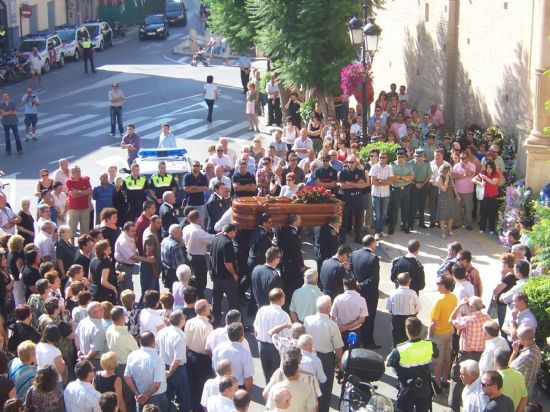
[
  {"left": 139, "top": 262, "right": 159, "bottom": 307},
  {"left": 3, "top": 124, "right": 22, "bottom": 153},
  {"left": 137, "top": 393, "right": 169, "bottom": 412},
  {"left": 372, "top": 196, "right": 390, "bottom": 234},
  {"left": 110, "top": 106, "right": 123, "bottom": 135},
  {"left": 166, "top": 364, "right": 191, "bottom": 412}
]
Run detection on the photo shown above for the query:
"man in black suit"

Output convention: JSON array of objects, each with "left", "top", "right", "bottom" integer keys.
[
  {"left": 247, "top": 213, "right": 274, "bottom": 273},
  {"left": 159, "top": 191, "right": 179, "bottom": 238},
  {"left": 319, "top": 244, "right": 352, "bottom": 301},
  {"left": 350, "top": 235, "right": 381, "bottom": 349},
  {"left": 277, "top": 214, "right": 306, "bottom": 309},
  {"left": 205, "top": 182, "right": 230, "bottom": 234},
  {"left": 250, "top": 247, "right": 284, "bottom": 308},
  {"left": 390, "top": 239, "right": 425, "bottom": 295},
  {"left": 210, "top": 223, "right": 241, "bottom": 324},
  {"left": 314, "top": 215, "right": 341, "bottom": 276}
]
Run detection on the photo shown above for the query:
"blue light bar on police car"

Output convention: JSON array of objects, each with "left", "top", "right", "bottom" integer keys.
[{"left": 138, "top": 148, "right": 187, "bottom": 158}]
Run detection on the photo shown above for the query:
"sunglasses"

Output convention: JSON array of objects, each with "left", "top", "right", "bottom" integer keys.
[
  {"left": 380, "top": 156, "right": 387, "bottom": 159},
  {"left": 480, "top": 382, "right": 494, "bottom": 388},
  {"left": 460, "top": 157, "right": 468, "bottom": 160},
  {"left": 41, "top": 174, "right": 48, "bottom": 177}
]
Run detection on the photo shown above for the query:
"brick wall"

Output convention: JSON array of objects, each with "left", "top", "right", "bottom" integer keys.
[{"left": 371, "top": 0, "right": 535, "bottom": 173}]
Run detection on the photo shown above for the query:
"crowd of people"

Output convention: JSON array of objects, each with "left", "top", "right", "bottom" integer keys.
[{"left": 0, "top": 78, "right": 545, "bottom": 412}]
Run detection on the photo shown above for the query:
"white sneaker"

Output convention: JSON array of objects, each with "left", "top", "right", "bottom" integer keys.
[
  {"left": 479, "top": 230, "right": 484, "bottom": 234},
  {"left": 489, "top": 231, "right": 495, "bottom": 235},
  {"left": 32, "top": 133, "right": 38, "bottom": 141},
  {"left": 109, "top": 132, "right": 114, "bottom": 137},
  {"left": 374, "top": 233, "right": 380, "bottom": 241}
]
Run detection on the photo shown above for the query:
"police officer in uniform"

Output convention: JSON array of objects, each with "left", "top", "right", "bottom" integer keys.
[
  {"left": 339, "top": 155, "right": 369, "bottom": 243},
  {"left": 148, "top": 160, "right": 178, "bottom": 210},
  {"left": 350, "top": 234, "right": 381, "bottom": 349},
  {"left": 386, "top": 316, "right": 438, "bottom": 412},
  {"left": 314, "top": 214, "right": 341, "bottom": 276},
  {"left": 389, "top": 148, "right": 415, "bottom": 234},
  {"left": 319, "top": 244, "right": 351, "bottom": 301},
  {"left": 122, "top": 163, "right": 148, "bottom": 222},
  {"left": 277, "top": 214, "right": 306, "bottom": 310},
  {"left": 79, "top": 33, "right": 97, "bottom": 74}
]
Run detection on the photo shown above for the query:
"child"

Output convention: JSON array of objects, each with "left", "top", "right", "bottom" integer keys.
[
  {"left": 157, "top": 292, "right": 174, "bottom": 326},
  {"left": 64, "top": 264, "right": 87, "bottom": 298},
  {"left": 72, "top": 290, "right": 92, "bottom": 328},
  {"left": 120, "top": 289, "right": 140, "bottom": 341},
  {"left": 65, "top": 281, "right": 85, "bottom": 315}
]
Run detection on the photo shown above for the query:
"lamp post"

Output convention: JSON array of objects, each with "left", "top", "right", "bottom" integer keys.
[{"left": 348, "top": 7, "right": 382, "bottom": 143}]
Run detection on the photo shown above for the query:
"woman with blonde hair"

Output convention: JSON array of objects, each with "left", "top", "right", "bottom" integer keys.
[{"left": 93, "top": 351, "right": 126, "bottom": 412}]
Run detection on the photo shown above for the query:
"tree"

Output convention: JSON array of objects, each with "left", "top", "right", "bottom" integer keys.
[
  {"left": 208, "top": 0, "right": 256, "bottom": 54},
  {"left": 250, "top": 0, "right": 362, "bottom": 114}
]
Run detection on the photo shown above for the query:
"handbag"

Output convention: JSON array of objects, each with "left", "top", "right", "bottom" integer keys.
[{"left": 476, "top": 181, "right": 485, "bottom": 201}]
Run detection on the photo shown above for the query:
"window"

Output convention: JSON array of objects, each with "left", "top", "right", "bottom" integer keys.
[{"left": 424, "top": 3, "right": 430, "bottom": 22}]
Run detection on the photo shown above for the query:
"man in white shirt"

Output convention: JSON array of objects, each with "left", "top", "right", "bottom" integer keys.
[
  {"left": 115, "top": 221, "right": 154, "bottom": 291},
  {"left": 156, "top": 310, "right": 190, "bottom": 412},
  {"left": 201, "top": 359, "right": 232, "bottom": 408},
  {"left": 75, "top": 301, "right": 108, "bottom": 369},
  {"left": 203, "top": 75, "right": 218, "bottom": 124},
  {"left": 108, "top": 82, "right": 124, "bottom": 137},
  {"left": 452, "top": 264, "right": 475, "bottom": 310},
  {"left": 304, "top": 295, "right": 344, "bottom": 412},
  {"left": 53, "top": 158, "right": 70, "bottom": 193},
  {"left": 460, "top": 359, "right": 487, "bottom": 412},
  {"left": 428, "top": 148, "right": 450, "bottom": 228},
  {"left": 297, "top": 334, "right": 326, "bottom": 385},
  {"left": 386, "top": 272, "right": 421, "bottom": 347},
  {"left": 254, "top": 288, "right": 291, "bottom": 384},
  {"left": 502, "top": 292, "right": 537, "bottom": 343},
  {"left": 205, "top": 309, "right": 251, "bottom": 356},
  {"left": 369, "top": 151, "right": 394, "bottom": 239},
  {"left": 265, "top": 74, "right": 282, "bottom": 126},
  {"left": 140, "top": 290, "right": 164, "bottom": 337},
  {"left": 206, "top": 376, "right": 239, "bottom": 412},
  {"left": 124, "top": 331, "right": 169, "bottom": 410},
  {"left": 28, "top": 47, "right": 42, "bottom": 87},
  {"left": 211, "top": 322, "right": 254, "bottom": 393},
  {"left": 0, "top": 192, "right": 20, "bottom": 234},
  {"left": 34, "top": 220, "right": 55, "bottom": 261},
  {"left": 64, "top": 360, "right": 101, "bottom": 412},
  {"left": 182, "top": 210, "right": 214, "bottom": 298},
  {"left": 208, "top": 165, "right": 232, "bottom": 191},
  {"left": 479, "top": 320, "right": 509, "bottom": 373},
  {"left": 219, "top": 137, "right": 238, "bottom": 166},
  {"left": 291, "top": 128, "right": 313, "bottom": 160},
  {"left": 158, "top": 122, "right": 176, "bottom": 148},
  {"left": 331, "top": 275, "right": 368, "bottom": 347},
  {"left": 209, "top": 144, "right": 232, "bottom": 176}
]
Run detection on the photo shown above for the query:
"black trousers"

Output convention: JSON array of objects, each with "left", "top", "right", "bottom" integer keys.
[
  {"left": 83, "top": 52, "right": 95, "bottom": 72},
  {"left": 212, "top": 277, "right": 241, "bottom": 322},
  {"left": 361, "top": 292, "right": 378, "bottom": 346},
  {"left": 479, "top": 196, "right": 497, "bottom": 232},
  {"left": 267, "top": 97, "right": 282, "bottom": 125},
  {"left": 395, "top": 384, "right": 432, "bottom": 412},
  {"left": 282, "top": 269, "right": 303, "bottom": 311},
  {"left": 164, "top": 268, "right": 177, "bottom": 292},
  {"left": 188, "top": 254, "right": 208, "bottom": 298},
  {"left": 240, "top": 69, "right": 250, "bottom": 92},
  {"left": 258, "top": 341, "right": 280, "bottom": 384},
  {"left": 391, "top": 314, "right": 412, "bottom": 347},
  {"left": 317, "top": 351, "right": 336, "bottom": 412},
  {"left": 448, "top": 351, "right": 482, "bottom": 412},
  {"left": 411, "top": 184, "right": 429, "bottom": 226},
  {"left": 341, "top": 195, "right": 364, "bottom": 242},
  {"left": 204, "top": 98, "right": 214, "bottom": 123},
  {"left": 187, "top": 350, "right": 214, "bottom": 412}
]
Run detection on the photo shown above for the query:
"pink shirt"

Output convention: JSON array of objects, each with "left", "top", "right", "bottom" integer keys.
[
  {"left": 452, "top": 161, "right": 476, "bottom": 193},
  {"left": 430, "top": 110, "right": 444, "bottom": 128},
  {"left": 330, "top": 290, "right": 369, "bottom": 331}
]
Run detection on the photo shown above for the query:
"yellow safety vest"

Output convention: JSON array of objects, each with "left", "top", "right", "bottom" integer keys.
[
  {"left": 81, "top": 40, "right": 92, "bottom": 49},
  {"left": 124, "top": 175, "right": 147, "bottom": 190},
  {"left": 151, "top": 173, "right": 174, "bottom": 188},
  {"left": 0, "top": 30, "right": 5, "bottom": 37},
  {"left": 397, "top": 340, "right": 433, "bottom": 368}
]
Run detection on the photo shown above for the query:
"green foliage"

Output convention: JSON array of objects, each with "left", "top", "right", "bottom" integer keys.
[
  {"left": 299, "top": 98, "right": 318, "bottom": 123},
  {"left": 250, "top": 0, "right": 361, "bottom": 94},
  {"left": 359, "top": 142, "right": 401, "bottom": 163},
  {"left": 523, "top": 203, "right": 550, "bottom": 269},
  {"left": 523, "top": 276, "right": 550, "bottom": 339},
  {"left": 208, "top": 0, "right": 256, "bottom": 54},
  {"left": 258, "top": 71, "right": 271, "bottom": 94}
]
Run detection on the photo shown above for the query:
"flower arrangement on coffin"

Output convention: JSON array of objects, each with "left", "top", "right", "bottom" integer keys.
[
  {"left": 454, "top": 123, "right": 485, "bottom": 144},
  {"left": 340, "top": 63, "right": 374, "bottom": 107},
  {"left": 482, "top": 125, "right": 518, "bottom": 185},
  {"left": 292, "top": 185, "right": 340, "bottom": 204}
]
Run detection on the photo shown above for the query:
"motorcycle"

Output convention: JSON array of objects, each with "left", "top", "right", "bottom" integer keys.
[{"left": 339, "top": 332, "right": 394, "bottom": 412}]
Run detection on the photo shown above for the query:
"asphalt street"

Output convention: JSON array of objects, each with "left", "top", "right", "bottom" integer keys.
[{"left": 1, "top": 1, "right": 544, "bottom": 411}]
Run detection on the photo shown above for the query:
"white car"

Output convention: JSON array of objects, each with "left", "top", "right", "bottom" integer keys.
[
  {"left": 83, "top": 20, "right": 114, "bottom": 51},
  {"left": 55, "top": 25, "right": 91, "bottom": 61},
  {"left": 16, "top": 33, "right": 65, "bottom": 73}
]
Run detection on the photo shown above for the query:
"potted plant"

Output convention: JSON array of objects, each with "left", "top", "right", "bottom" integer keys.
[{"left": 359, "top": 141, "right": 401, "bottom": 163}]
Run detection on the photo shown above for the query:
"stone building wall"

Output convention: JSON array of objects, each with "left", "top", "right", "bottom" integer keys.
[{"left": 371, "top": 0, "right": 537, "bottom": 175}]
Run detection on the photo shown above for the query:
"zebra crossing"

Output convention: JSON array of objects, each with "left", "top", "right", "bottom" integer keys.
[{"left": 33, "top": 110, "right": 252, "bottom": 142}]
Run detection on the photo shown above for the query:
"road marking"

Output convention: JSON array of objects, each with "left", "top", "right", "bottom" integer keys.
[
  {"left": 35, "top": 114, "right": 72, "bottom": 126},
  {"left": 124, "top": 94, "right": 202, "bottom": 115},
  {"left": 125, "top": 92, "right": 152, "bottom": 100},
  {"left": 96, "top": 154, "right": 128, "bottom": 168},
  {"left": 58, "top": 116, "right": 117, "bottom": 135},
  {"left": 48, "top": 155, "right": 75, "bottom": 165},
  {"left": 39, "top": 114, "right": 98, "bottom": 134},
  {"left": 84, "top": 115, "right": 150, "bottom": 137},
  {"left": 200, "top": 121, "right": 249, "bottom": 140},
  {"left": 180, "top": 119, "right": 230, "bottom": 139},
  {"left": 141, "top": 118, "right": 202, "bottom": 140}
]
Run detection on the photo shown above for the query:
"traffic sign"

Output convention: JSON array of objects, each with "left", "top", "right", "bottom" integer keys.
[{"left": 20, "top": 5, "right": 32, "bottom": 18}]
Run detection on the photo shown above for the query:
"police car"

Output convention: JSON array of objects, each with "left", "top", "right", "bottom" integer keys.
[
  {"left": 83, "top": 19, "right": 114, "bottom": 51},
  {"left": 54, "top": 25, "right": 91, "bottom": 61},
  {"left": 16, "top": 33, "right": 65, "bottom": 73},
  {"left": 121, "top": 148, "right": 192, "bottom": 206}
]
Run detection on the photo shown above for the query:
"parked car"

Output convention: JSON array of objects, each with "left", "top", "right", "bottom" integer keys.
[
  {"left": 165, "top": 2, "right": 187, "bottom": 26},
  {"left": 16, "top": 33, "right": 65, "bottom": 73},
  {"left": 139, "top": 14, "right": 170, "bottom": 40},
  {"left": 84, "top": 19, "right": 114, "bottom": 51},
  {"left": 54, "top": 25, "right": 90, "bottom": 61}
]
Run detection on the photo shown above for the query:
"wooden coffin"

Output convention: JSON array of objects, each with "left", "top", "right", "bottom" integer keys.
[{"left": 232, "top": 196, "right": 344, "bottom": 230}]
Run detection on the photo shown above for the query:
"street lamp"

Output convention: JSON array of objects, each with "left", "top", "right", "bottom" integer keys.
[{"left": 347, "top": 11, "right": 382, "bottom": 143}]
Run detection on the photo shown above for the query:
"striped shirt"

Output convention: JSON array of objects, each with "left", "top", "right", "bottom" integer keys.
[
  {"left": 369, "top": 163, "right": 393, "bottom": 198},
  {"left": 386, "top": 286, "right": 421, "bottom": 315},
  {"left": 253, "top": 304, "right": 291, "bottom": 344},
  {"left": 509, "top": 344, "right": 542, "bottom": 390},
  {"left": 452, "top": 311, "right": 491, "bottom": 352},
  {"left": 8, "top": 358, "right": 36, "bottom": 402},
  {"left": 300, "top": 350, "right": 327, "bottom": 384}
]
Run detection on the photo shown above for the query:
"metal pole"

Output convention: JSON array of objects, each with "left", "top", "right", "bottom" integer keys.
[{"left": 361, "top": 0, "right": 368, "bottom": 143}]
